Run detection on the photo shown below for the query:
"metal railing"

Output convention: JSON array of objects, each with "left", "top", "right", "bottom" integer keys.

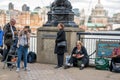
[
  {"left": 29, "top": 35, "right": 37, "bottom": 53},
  {"left": 77, "top": 31, "right": 120, "bottom": 65}
]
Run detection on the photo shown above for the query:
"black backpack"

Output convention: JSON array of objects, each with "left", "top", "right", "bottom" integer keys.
[
  {"left": 110, "top": 57, "right": 120, "bottom": 73},
  {"left": 111, "top": 62, "right": 120, "bottom": 73},
  {"left": 27, "top": 51, "right": 37, "bottom": 63}
]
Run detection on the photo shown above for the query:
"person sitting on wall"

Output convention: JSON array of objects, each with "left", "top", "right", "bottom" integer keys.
[{"left": 64, "top": 41, "right": 89, "bottom": 70}]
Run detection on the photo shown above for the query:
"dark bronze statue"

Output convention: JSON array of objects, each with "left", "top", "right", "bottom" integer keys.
[
  {"left": 44, "top": 0, "right": 78, "bottom": 27},
  {"left": 51, "top": 0, "right": 72, "bottom": 10}
]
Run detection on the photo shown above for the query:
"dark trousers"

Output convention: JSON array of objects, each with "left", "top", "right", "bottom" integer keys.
[
  {"left": 68, "top": 57, "right": 78, "bottom": 66},
  {"left": 0, "top": 47, "right": 3, "bottom": 56},
  {"left": 2, "top": 45, "right": 10, "bottom": 61},
  {"left": 110, "top": 56, "right": 120, "bottom": 71},
  {"left": 68, "top": 57, "right": 89, "bottom": 67},
  {"left": 2, "top": 45, "right": 12, "bottom": 67},
  {"left": 57, "top": 54, "right": 64, "bottom": 67}
]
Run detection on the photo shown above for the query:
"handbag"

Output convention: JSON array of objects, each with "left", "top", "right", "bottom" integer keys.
[
  {"left": 24, "top": 44, "right": 29, "bottom": 48},
  {"left": 57, "top": 41, "right": 66, "bottom": 47}
]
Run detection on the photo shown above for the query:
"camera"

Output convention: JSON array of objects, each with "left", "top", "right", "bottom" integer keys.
[
  {"left": 24, "top": 31, "right": 27, "bottom": 34},
  {"left": 24, "top": 44, "right": 29, "bottom": 48}
]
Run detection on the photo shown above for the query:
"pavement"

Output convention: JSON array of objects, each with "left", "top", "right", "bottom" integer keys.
[{"left": 0, "top": 61, "right": 120, "bottom": 80}]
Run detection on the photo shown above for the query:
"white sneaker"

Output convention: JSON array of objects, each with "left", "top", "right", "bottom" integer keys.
[
  {"left": 67, "top": 63, "right": 73, "bottom": 67},
  {"left": 81, "top": 64, "right": 85, "bottom": 67},
  {"left": 16, "top": 68, "right": 20, "bottom": 72},
  {"left": 67, "top": 63, "right": 71, "bottom": 66}
]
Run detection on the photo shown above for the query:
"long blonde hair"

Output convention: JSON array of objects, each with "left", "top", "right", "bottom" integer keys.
[{"left": 76, "top": 41, "right": 83, "bottom": 46}]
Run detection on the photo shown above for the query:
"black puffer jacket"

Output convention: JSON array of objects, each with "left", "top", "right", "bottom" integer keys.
[{"left": 3, "top": 23, "right": 16, "bottom": 46}]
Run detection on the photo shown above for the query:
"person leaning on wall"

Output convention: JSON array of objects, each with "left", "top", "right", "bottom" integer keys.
[{"left": 54, "top": 23, "right": 67, "bottom": 69}]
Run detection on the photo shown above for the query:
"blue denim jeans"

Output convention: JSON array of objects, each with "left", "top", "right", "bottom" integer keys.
[{"left": 17, "top": 45, "right": 28, "bottom": 68}]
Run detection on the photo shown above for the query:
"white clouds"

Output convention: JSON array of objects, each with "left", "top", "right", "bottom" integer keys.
[
  {"left": 72, "top": 0, "right": 120, "bottom": 16},
  {"left": 0, "top": 0, "right": 52, "bottom": 10},
  {"left": 0, "top": 0, "right": 119, "bottom": 16}
]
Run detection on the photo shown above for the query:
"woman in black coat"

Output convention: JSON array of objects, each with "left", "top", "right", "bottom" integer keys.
[
  {"left": 54, "top": 23, "right": 67, "bottom": 69},
  {"left": 64, "top": 41, "right": 89, "bottom": 70}
]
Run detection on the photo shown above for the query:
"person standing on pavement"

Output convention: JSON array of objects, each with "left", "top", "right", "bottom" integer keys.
[
  {"left": 1, "top": 19, "right": 17, "bottom": 67},
  {"left": 16, "top": 26, "right": 30, "bottom": 72},
  {"left": 54, "top": 23, "right": 67, "bottom": 69}
]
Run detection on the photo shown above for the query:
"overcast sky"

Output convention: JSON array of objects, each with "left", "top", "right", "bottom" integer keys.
[{"left": 0, "top": 0, "right": 120, "bottom": 17}]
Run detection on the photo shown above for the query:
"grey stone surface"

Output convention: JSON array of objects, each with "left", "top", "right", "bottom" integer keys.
[
  {"left": 37, "top": 27, "right": 84, "bottom": 64},
  {"left": 0, "top": 62, "right": 120, "bottom": 80}
]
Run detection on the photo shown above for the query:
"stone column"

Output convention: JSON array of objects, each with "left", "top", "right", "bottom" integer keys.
[{"left": 37, "top": 27, "right": 84, "bottom": 64}]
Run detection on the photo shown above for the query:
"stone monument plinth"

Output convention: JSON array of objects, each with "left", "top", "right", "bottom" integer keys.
[{"left": 37, "top": 27, "right": 84, "bottom": 64}]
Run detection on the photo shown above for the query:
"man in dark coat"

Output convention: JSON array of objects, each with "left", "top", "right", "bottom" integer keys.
[
  {"left": 1, "top": 19, "right": 17, "bottom": 66},
  {"left": 54, "top": 23, "right": 67, "bottom": 68}
]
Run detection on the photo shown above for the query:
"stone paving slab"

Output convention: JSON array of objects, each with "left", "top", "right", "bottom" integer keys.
[
  {"left": 19, "top": 63, "right": 120, "bottom": 80},
  {"left": 0, "top": 65, "right": 19, "bottom": 80},
  {"left": 0, "top": 62, "right": 120, "bottom": 80}
]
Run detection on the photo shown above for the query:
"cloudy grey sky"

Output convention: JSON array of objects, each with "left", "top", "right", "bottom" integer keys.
[{"left": 0, "top": 0, "right": 120, "bottom": 17}]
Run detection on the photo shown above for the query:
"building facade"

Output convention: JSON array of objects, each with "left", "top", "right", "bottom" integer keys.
[
  {"left": 87, "top": 0, "right": 108, "bottom": 31},
  {"left": 91, "top": 0, "right": 108, "bottom": 25},
  {"left": 112, "top": 13, "right": 120, "bottom": 24},
  {"left": 8, "top": 2, "right": 14, "bottom": 10},
  {"left": 0, "top": 10, "right": 6, "bottom": 28}
]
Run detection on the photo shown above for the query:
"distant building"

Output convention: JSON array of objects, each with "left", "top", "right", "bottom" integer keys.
[
  {"left": 112, "top": 24, "right": 120, "bottom": 30},
  {"left": 0, "top": 10, "right": 6, "bottom": 27},
  {"left": 90, "top": 0, "right": 108, "bottom": 25},
  {"left": 87, "top": 0, "right": 108, "bottom": 31},
  {"left": 72, "top": 8, "right": 80, "bottom": 25},
  {"left": 40, "top": 6, "right": 50, "bottom": 25},
  {"left": 34, "top": 7, "right": 41, "bottom": 12},
  {"left": 20, "top": 12, "right": 30, "bottom": 27},
  {"left": 26, "top": 7, "right": 30, "bottom": 11},
  {"left": 72, "top": 8, "right": 80, "bottom": 17},
  {"left": 22, "top": 4, "right": 30, "bottom": 11},
  {"left": 79, "top": 9, "right": 85, "bottom": 25},
  {"left": 8, "top": 2, "right": 14, "bottom": 10},
  {"left": 30, "top": 12, "right": 42, "bottom": 29},
  {"left": 33, "top": 6, "right": 42, "bottom": 15},
  {"left": 112, "top": 13, "right": 120, "bottom": 24}
]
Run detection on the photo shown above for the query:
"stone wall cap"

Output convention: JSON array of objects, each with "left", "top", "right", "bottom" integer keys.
[{"left": 37, "top": 27, "right": 84, "bottom": 32}]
